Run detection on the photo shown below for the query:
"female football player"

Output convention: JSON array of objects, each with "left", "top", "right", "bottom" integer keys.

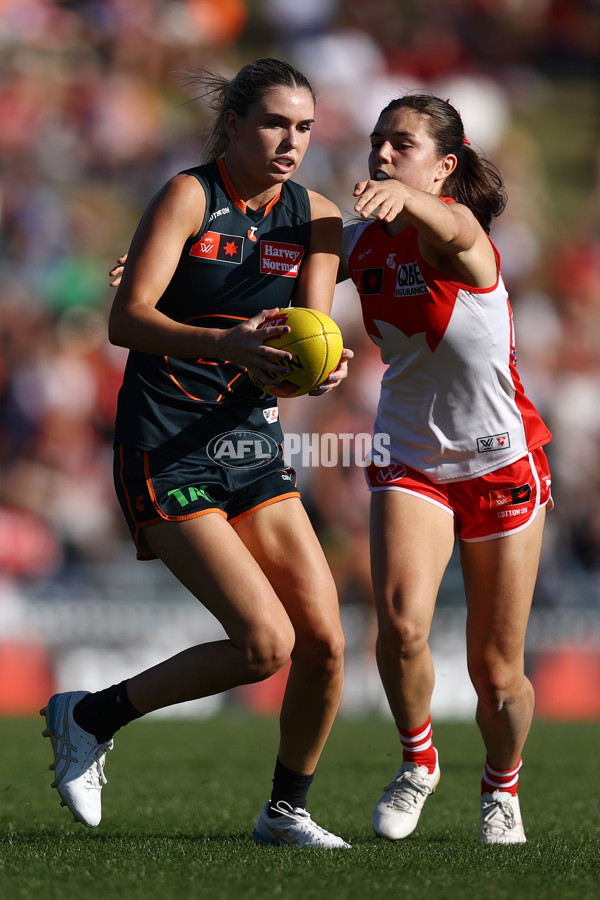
[
  {"left": 41, "top": 58, "right": 352, "bottom": 848},
  {"left": 340, "top": 94, "right": 552, "bottom": 844}
]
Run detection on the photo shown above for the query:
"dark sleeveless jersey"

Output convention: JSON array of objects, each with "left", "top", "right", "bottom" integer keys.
[{"left": 114, "top": 159, "right": 312, "bottom": 461}]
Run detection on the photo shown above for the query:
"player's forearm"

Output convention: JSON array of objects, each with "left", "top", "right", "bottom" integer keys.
[
  {"left": 108, "top": 304, "right": 224, "bottom": 358},
  {"left": 402, "top": 189, "right": 476, "bottom": 252}
]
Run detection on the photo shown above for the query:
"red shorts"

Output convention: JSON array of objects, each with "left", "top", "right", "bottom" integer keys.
[{"left": 366, "top": 446, "right": 552, "bottom": 541}]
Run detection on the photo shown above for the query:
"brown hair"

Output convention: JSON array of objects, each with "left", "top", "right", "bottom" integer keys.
[
  {"left": 181, "top": 58, "right": 317, "bottom": 165},
  {"left": 379, "top": 94, "right": 507, "bottom": 233}
]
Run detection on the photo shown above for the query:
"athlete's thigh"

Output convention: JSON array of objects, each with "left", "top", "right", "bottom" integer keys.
[
  {"left": 232, "top": 497, "right": 341, "bottom": 640},
  {"left": 142, "top": 512, "right": 293, "bottom": 645},
  {"left": 461, "top": 508, "right": 546, "bottom": 665},
  {"left": 370, "top": 489, "right": 455, "bottom": 626}
]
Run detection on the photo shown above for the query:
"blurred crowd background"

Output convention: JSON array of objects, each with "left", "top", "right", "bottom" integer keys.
[{"left": 1, "top": 0, "right": 600, "bottom": 718}]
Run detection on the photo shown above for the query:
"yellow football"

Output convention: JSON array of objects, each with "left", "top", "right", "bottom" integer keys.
[{"left": 248, "top": 307, "right": 344, "bottom": 398}]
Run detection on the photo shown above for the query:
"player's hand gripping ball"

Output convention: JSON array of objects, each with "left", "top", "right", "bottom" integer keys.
[{"left": 249, "top": 307, "right": 344, "bottom": 398}]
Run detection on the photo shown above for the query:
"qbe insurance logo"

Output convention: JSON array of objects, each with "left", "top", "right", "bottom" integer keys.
[{"left": 207, "top": 431, "right": 280, "bottom": 469}]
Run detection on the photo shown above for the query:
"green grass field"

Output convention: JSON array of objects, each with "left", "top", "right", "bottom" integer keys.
[{"left": 1, "top": 715, "right": 599, "bottom": 899}]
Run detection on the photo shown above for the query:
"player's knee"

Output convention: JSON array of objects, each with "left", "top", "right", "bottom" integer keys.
[
  {"left": 469, "top": 659, "right": 521, "bottom": 709},
  {"left": 244, "top": 623, "right": 295, "bottom": 681},
  {"left": 294, "top": 627, "right": 345, "bottom": 679},
  {"left": 377, "top": 615, "right": 429, "bottom": 659}
]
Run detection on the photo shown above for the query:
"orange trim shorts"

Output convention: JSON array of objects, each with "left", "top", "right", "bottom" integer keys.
[
  {"left": 114, "top": 444, "right": 300, "bottom": 559},
  {"left": 366, "top": 446, "right": 552, "bottom": 541}
]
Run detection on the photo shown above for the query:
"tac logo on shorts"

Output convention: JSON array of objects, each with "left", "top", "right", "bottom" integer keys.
[
  {"left": 189, "top": 231, "right": 244, "bottom": 264},
  {"left": 376, "top": 463, "right": 407, "bottom": 484},
  {"left": 489, "top": 483, "right": 532, "bottom": 510},
  {"left": 477, "top": 432, "right": 511, "bottom": 452},
  {"left": 207, "top": 430, "right": 279, "bottom": 469},
  {"left": 260, "top": 241, "right": 304, "bottom": 277}
]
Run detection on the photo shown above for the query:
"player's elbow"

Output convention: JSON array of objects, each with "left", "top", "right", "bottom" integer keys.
[
  {"left": 107, "top": 321, "right": 126, "bottom": 348},
  {"left": 108, "top": 306, "right": 133, "bottom": 348}
]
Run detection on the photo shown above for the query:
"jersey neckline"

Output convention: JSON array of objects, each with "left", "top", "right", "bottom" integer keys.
[{"left": 217, "top": 158, "right": 282, "bottom": 218}]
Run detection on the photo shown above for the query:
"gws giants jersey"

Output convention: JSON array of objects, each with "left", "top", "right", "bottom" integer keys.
[
  {"left": 343, "top": 212, "right": 551, "bottom": 482},
  {"left": 115, "top": 159, "right": 311, "bottom": 461}
]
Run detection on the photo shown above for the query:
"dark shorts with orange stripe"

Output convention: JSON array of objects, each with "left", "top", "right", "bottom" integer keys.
[
  {"left": 114, "top": 443, "right": 300, "bottom": 560},
  {"left": 365, "top": 446, "right": 552, "bottom": 542}
]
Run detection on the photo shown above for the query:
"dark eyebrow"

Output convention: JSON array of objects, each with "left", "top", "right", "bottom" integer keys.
[{"left": 369, "top": 129, "right": 416, "bottom": 140}]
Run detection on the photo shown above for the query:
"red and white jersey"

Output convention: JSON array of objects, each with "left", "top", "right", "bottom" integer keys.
[{"left": 343, "top": 215, "right": 551, "bottom": 483}]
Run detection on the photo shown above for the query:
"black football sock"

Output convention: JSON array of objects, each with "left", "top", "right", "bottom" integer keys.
[
  {"left": 73, "top": 680, "right": 142, "bottom": 744},
  {"left": 267, "top": 756, "right": 315, "bottom": 817}
]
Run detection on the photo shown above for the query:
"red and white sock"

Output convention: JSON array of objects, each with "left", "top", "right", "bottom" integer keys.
[
  {"left": 481, "top": 756, "right": 522, "bottom": 796},
  {"left": 398, "top": 716, "right": 437, "bottom": 773}
]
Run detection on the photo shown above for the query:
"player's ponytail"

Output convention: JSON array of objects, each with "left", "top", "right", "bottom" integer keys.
[{"left": 451, "top": 143, "right": 507, "bottom": 233}]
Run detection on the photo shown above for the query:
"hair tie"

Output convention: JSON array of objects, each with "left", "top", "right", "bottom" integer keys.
[{"left": 445, "top": 98, "right": 470, "bottom": 146}]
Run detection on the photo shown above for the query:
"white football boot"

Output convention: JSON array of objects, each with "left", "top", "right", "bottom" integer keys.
[
  {"left": 372, "top": 749, "right": 440, "bottom": 839},
  {"left": 253, "top": 801, "right": 351, "bottom": 848},
  {"left": 479, "top": 791, "right": 526, "bottom": 844},
  {"left": 41, "top": 691, "right": 113, "bottom": 827}
]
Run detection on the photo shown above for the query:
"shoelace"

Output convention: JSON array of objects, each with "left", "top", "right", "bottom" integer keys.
[
  {"left": 482, "top": 798, "right": 516, "bottom": 832},
  {"left": 271, "top": 804, "right": 332, "bottom": 838},
  {"left": 384, "top": 770, "right": 433, "bottom": 811},
  {"left": 83, "top": 740, "right": 114, "bottom": 791},
  {"left": 293, "top": 810, "right": 330, "bottom": 837}
]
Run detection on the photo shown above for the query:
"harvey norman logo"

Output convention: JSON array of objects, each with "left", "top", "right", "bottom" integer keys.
[{"left": 260, "top": 241, "right": 304, "bottom": 277}]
